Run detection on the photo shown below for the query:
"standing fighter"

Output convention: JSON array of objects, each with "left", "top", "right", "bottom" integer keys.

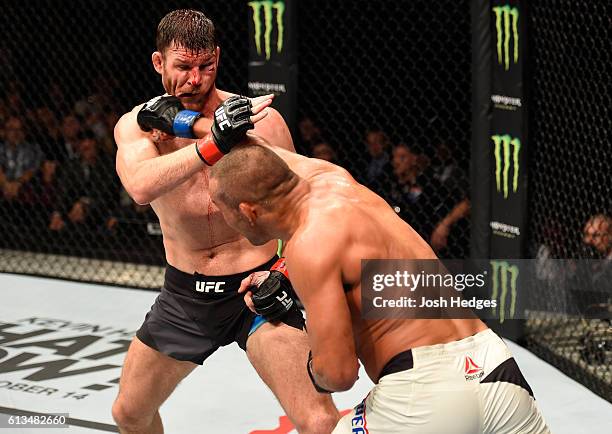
[
  {"left": 112, "top": 9, "right": 338, "bottom": 434},
  {"left": 208, "top": 141, "right": 551, "bottom": 434}
]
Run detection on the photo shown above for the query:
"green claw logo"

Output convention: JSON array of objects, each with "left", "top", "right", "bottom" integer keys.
[
  {"left": 249, "top": 0, "right": 285, "bottom": 60},
  {"left": 492, "top": 134, "right": 521, "bottom": 198},
  {"left": 492, "top": 4, "right": 519, "bottom": 70},
  {"left": 490, "top": 260, "right": 519, "bottom": 323}
]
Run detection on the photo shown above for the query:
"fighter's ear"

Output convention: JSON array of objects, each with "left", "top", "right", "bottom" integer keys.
[
  {"left": 152, "top": 51, "right": 164, "bottom": 74},
  {"left": 238, "top": 202, "right": 258, "bottom": 226}
]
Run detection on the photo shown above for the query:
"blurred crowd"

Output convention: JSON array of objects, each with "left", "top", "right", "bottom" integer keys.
[
  {"left": 296, "top": 116, "right": 471, "bottom": 258},
  {"left": 2, "top": 82, "right": 607, "bottom": 264},
  {"left": 0, "top": 76, "right": 482, "bottom": 262},
  {"left": 0, "top": 79, "right": 162, "bottom": 261}
]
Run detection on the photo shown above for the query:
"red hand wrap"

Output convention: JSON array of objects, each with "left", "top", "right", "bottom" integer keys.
[
  {"left": 195, "top": 135, "right": 224, "bottom": 166},
  {"left": 271, "top": 257, "right": 289, "bottom": 278}
]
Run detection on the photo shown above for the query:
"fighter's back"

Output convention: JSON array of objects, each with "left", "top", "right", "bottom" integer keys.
[{"left": 274, "top": 146, "right": 486, "bottom": 382}]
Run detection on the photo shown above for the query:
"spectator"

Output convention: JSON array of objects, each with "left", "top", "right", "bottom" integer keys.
[
  {"left": 46, "top": 82, "right": 71, "bottom": 116},
  {"left": 73, "top": 77, "right": 116, "bottom": 148},
  {"left": 421, "top": 142, "right": 471, "bottom": 257},
  {"left": 430, "top": 198, "right": 470, "bottom": 254},
  {"left": 49, "top": 130, "right": 118, "bottom": 234},
  {"left": 0, "top": 116, "right": 44, "bottom": 203},
  {"left": 363, "top": 129, "right": 393, "bottom": 197},
  {"left": 296, "top": 116, "right": 322, "bottom": 155},
  {"left": 20, "top": 160, "right": 61, "bottom": 237},
  {"left": 388, "top": 142, "right": 420, "bottom": 201},
  {"left": 387, "top": 143, "right": 446, "bottom": 240},
  {"left": 430, "top": 142, "right": 458, "bottom": 185},
  {"left": 311, "top": 141, "right": 337, "bottom": 164},
  {"left": 32, "top": 160, "right": 60, "bottom": 208},
  {"left": 533, "top": 220, "right": 575, "bottom": 313},
  {"left": 102, "top": 110, "right": 121, "bottom": 156},
  {"left": 0, "top": 116, "right": 44, "bottom": 228},
  {"left": 58, "top": 113, "right": 83, "bottom": 162},
  {"left": 85, "top": 110, "right": 110, "bottom": 141},
  {"left": 564, "top": 214, "right": 612, "bottom": 315},
  {"left": 74, "top": 76, "right": 120, "bottom": 117},
  {"left": 582, "top": 214, "right": 611, "bottom": 259},
  {"left": 32, "top": 106, "right": 63, "bottom": 161}
]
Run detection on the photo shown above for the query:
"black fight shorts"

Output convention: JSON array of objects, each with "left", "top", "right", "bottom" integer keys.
[{"left": 136, "top": 256, "right": 305, "bottom": 364}]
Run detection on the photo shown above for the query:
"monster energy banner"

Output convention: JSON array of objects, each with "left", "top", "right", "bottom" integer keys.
[
  {"left": 489, "top": 0, "right": 527, "bottom": 258},
  {"left": 247, "top": 0, "right": 297, "bottom": 132},
  {"left": 471, "top": 1, "right": 527, "bottom": 257},
  {"left": 471, "top": 0, "right": 527, "bottom": 339}
]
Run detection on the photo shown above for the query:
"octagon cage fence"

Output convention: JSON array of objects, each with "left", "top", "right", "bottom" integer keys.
[{"left": 0, "top": 0, "right": 609, "bottom": 402}]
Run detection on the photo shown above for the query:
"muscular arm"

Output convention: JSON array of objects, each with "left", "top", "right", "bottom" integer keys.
[
  {"left": 116, "top": 94, "right": 276, "bottom": 204},
  {"left": 114, "top": 107, "right": 205, "bottom": 205},
  {"left": 287, "top": 231, "right": 359, "bottom": 392}
]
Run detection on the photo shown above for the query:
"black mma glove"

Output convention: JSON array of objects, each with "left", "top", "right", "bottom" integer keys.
[
  {"left": 137, "top": 95, "right": 202, "bottom": 138},
  {"left": 194, "top": 95, "right": 254, "bottom": 165},
  {"left": 251, "top": 258, "right": 295, "bottom": 322}
]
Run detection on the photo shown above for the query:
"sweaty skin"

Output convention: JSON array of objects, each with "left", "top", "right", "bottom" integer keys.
[
  {"left": 114, "top": 46, "right": 293, "bottom": 275},
  {"left": 111, "top": 31, "right": 339, "bottom": 434},
  {"left": 212, "top": 138, "right": 487, "bottom": 389}
]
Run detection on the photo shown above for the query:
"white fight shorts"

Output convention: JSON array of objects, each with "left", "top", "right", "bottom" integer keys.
[{"left": 333, "top": 329, "right": 550, "bottom": 434}]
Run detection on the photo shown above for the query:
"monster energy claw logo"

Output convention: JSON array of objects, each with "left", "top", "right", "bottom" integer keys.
[
  {"left": 490, "top": 260, "right": 518, "bottom": 323},
  {"left": 492, "top": 4, "right": 519, "bottom": 70},
  {"left": 249, "top": 0, "right": 285, "bottom": 60},
  {"left": 491, "top": 134, "right": 520, "bottom": 198}
]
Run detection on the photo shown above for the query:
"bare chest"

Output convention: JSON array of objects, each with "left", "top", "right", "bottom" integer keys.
[
  {"left": 160, "top": 169, "right": 215, "bottom": 217},
  {"left": 151, "top": 138, "right": 231, "bottom": 243}
]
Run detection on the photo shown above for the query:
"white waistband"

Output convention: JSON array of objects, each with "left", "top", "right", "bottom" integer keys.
[{"left": 411, "top": 328, "right": 500, "bottom": 359}]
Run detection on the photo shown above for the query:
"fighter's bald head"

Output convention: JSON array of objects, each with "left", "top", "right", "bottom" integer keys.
[{"left": 210, "top": 144, "right": 299, "bottom": 210}]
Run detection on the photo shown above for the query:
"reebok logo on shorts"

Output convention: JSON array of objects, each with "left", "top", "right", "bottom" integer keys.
[{"left": 464, "top": 356, "right": 484, "bottom": 380}]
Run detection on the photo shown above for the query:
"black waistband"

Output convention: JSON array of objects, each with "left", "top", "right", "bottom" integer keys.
[
  {"left": 379, "top": 349, "right": 414, "bottom": 380},
  {"left": 164, "top": 256, "right": 278, "bottom": 298}
]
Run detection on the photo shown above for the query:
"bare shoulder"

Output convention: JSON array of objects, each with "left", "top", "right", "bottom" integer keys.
[
  {"left": 286, "top": 213, "right": 351, "bottom": 271},
  {"left": 260, "top": 106, "right": 286, "bottom": 125},
  {"left": 254, "top": 106, "right": 288, "bottom": 131},
  {"left": 114, "top": 104, "right": 146, "bottom": 146},
  {"left": 253, "top": 106, "right": 294, "bottom": 151}
]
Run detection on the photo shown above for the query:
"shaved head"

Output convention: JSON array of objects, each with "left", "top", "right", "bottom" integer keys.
[{"left": 210, "top": 144, "right": 299, "bottom": 210}]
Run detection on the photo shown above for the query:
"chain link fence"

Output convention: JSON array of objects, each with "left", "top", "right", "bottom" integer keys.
[
  {"left": 0, "top": 0, "right": 248, "bottom": 287},
  {"left": 0, "top": 0, "right": 472, "bottom": 288},
  {"left": 525, "top": 0, "right": 611, "bottom": 401},
  {"left": 0, "top": 0, "right": 610, "bottom": 403},
  {"left": 296, "top": 0, "right": 472, "bottom": 259}
]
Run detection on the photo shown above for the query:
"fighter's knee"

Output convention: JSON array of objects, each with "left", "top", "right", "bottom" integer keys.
[
  {"left": 112, "top": 397, "right": 156, "bottom": 432},
  {"left": 293, "top": 408, "right": 339, "bottom": 434}
]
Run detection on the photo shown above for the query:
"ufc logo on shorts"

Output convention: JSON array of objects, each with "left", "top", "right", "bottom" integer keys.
[
  {"left": 276, "top": 291, "right": 293, "bottom": 309},
  {"left": 195, "top": 281, "right": 225, "bottom": 293},
  {"left": 214, "top": 106, "right": 231, "bottom": 131}
]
